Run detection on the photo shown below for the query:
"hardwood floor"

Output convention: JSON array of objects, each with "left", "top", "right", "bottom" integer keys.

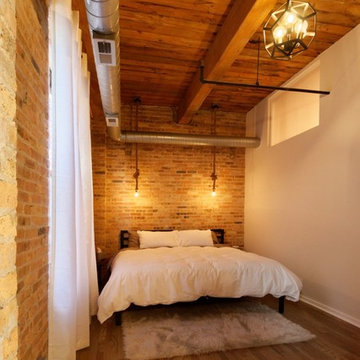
[{"left": 77, "top": 296, "right": 360, "bottom": 360}]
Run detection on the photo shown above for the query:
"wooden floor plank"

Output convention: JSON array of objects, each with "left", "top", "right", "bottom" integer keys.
[{"left": 77, "top": 296, "right": 360, "bottom": 360}]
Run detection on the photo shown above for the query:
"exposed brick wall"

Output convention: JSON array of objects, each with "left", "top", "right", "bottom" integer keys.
[
  {"left": 92, "top": 106, "right": 246, "bottom": 256},
  {"left": 15, "top": 0, "right": 49, "bottom": 359},
  {"left": 91, "top": 100, "right": 107, "bottom": 253},
  {"left": 0, "top": 1, "right": 18, "bottom": 359}
]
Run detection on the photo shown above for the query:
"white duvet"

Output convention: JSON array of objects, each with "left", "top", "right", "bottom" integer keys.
[{"left": 97, "top": 246, "right": 302, "bottom": 323}]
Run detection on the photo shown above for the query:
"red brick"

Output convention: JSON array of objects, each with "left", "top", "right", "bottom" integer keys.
[
  {"left": 15, "top": 1, "right": 49, "bottom": 359},
  {"left": 92, "top": 106, "right": 246, "bottom": 256}
]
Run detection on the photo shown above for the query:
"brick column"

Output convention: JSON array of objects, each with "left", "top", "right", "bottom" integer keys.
[
  {"left": 0, "top": 1, "right": 18, "bottom": 359},
  {"left": 15, "top": 0, "right": 49, "bottom": 358}
]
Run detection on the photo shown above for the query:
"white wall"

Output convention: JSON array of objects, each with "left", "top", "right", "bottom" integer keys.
[{"left": 245, "top": 25, "right": 360, "bottom": 327}]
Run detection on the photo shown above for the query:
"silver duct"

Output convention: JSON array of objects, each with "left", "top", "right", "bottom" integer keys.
[
  {"left": 120, "top": 131, "right": 260, "bottom": 148},
  {"left": 85, "top": 0, "right": 121, "bottom": 116},
  {"left": 85, "top": 0, "right": 260, "bottom": 148}
]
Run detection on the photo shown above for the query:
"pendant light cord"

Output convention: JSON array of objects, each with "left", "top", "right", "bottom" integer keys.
[
  {"left": 133, "top": 97, "right": 141, "bottom": 192},
  {"left": 212, "top": 108, "right": 216, "bottom": 174},
  {"left": 256, "top": 37, "right": 260, "bottom": 86},
  {"left": 135, "top": 100, "right": 139, "bottom": 174},
  {"left": 211, "top": 104, "right": 218, "bottom": 192}
]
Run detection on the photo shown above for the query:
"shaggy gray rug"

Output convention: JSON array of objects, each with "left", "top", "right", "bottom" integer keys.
[{"left": 122, "top": 300, "right": 315, "bottom": 360}]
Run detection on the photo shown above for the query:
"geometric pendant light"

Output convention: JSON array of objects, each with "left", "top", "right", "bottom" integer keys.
[{"left": 263, "top": 0, "right": 316, "bottom": 60}]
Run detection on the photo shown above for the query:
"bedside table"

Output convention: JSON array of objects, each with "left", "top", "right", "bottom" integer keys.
[{"left": 97, "top": 257, "right": 111, "bottom": 291}]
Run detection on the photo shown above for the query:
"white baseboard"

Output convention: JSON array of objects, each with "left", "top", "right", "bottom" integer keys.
[{"left": 300, "top": 295, "right": 360, "bottom": 329}]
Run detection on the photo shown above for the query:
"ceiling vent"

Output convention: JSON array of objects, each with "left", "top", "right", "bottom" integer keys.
[
  {"left": 92, "top": 32, "right": 116, "bottom": 66},
  {"left": 105, "top": 115, "right": 119, "bottom": 127}
]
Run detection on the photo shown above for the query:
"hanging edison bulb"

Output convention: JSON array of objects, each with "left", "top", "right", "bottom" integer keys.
[
  {"left": 211, "top": 166, "right": 217, "bottom": 197},
  {"left": 263, "top": 0, "right": 316, "bottom": 60},
  {"left": 134, "top": 167, "right": 140, "bottom": 197}
]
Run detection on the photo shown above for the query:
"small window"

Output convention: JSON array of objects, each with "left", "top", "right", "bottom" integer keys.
[{"left": 269, "top": 63, "right": 320, "bottom": 146}]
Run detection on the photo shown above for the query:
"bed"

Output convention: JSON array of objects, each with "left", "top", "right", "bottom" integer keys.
[{"left": 97, "top": 229, "right": 302, "bottom": 324}]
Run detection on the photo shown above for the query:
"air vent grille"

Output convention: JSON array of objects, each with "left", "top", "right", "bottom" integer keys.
[
  {"left": 92, "top": 32, "right": 116, "bottom": 66},
  {"left": 98, "top": 41, "right": 111, "bottom": 54},
  {"left": 106, "top": 115, "right": 119, "bottom": 127}
]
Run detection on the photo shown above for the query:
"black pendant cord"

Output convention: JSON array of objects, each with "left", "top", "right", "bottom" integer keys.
[
  {"left": 199, "top": 65, "right": 330, "bottom": 96},
  {"left": 133, "top": 97, "right": 141, "bottom": 192},
  {"left": 256, "top": 37, "right": 260, "bottom": 86},
  {"left": 211, "top": 104, "right": 218, "bottom": 193},
  {"left": 135, "top": 99, "right": 139, "bottom": 174}
]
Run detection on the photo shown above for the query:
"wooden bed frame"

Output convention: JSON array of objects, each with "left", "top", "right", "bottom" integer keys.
[{"left": 100, "top": 229, "right": 285, "bottom": 325}]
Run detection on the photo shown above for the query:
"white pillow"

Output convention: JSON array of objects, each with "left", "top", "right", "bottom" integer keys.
[
  {"left": 137, "top": 230, "right": 179, "bottom": 249},
  {"left": 178, "top": 230, "right": 214, "bottom": 247}
]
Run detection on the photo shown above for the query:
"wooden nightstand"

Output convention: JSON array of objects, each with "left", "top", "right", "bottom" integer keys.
[{"left": 97, "top": 257, "right": 111, "bottom": 291}]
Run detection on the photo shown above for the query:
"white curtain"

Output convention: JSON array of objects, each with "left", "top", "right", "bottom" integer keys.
[{"left": 49, "top": 1, "right": 98, "bottom": 359}]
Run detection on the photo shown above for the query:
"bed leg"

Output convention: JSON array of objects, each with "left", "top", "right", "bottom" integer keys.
[
  {"left": 278, "top": 296, "right": 285, "bottom": 314},
  {"left": 115, "top": 311, "right": 122, "bottom": 326}
]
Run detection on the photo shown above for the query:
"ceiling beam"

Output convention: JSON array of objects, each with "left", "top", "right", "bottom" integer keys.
[{"left": 177, "top": 0, "right": 279, "bottom": 124}]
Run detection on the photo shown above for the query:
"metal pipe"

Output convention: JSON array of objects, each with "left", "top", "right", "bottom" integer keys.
[
  {"left": 107, "top": 125, "right": 260, "bottom": 148},
  {"left": 200, "top": 66, "right": 331, "bottom": 96},
  {"left": 84, "top": 0, "right": 119, "bottom": 33},
  {"left": 120, "top": 131, "right": 260, "bottom": 148}
]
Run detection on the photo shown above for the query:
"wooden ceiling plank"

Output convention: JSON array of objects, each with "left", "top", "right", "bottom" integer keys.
[
  {"left": 119, "top": 8, "right": 221, "bottom": 34},
  {"left": 177, "top": 0, "right": 278, "bottom": 124},
  {"left": 121, "top": 0, "right": 231, "bottom": 15},
  {"left": 120, "top": 3, "right": 225, "bottom": 24},
  {"left": 120, "top": 48, "right": 198, "bottom": 68}
]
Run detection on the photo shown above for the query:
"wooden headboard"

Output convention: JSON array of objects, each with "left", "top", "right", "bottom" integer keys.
[{"left": 119, "top": 229, "right": 225, "bottom": 249}]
